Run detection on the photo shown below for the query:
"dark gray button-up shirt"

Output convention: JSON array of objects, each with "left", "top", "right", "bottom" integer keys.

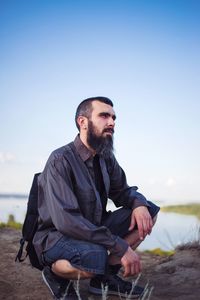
[{"left": 33, "top": 135, "right": 149, "bottom": 263}]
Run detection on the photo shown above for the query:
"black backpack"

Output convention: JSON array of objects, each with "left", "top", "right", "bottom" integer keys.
[{"left": 15, "top": 173, "right": 43, "bottom": 270}]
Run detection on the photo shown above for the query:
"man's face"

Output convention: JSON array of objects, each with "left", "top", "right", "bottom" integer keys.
[
  {"left": 86, "top": 101, "right": 116, "bottom": 157},
  {"left": 89, "top": 101, "right": 116, "bottom": 136}
]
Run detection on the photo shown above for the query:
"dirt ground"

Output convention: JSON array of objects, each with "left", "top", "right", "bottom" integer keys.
[{"left": 0, "top": 227, "right": 200, "bottom": 300}]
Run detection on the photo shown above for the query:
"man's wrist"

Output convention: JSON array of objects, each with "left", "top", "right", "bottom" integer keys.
[
  {"left": 109, "top": 236, "right": 129, "bottom": 258},
  {"left": 132, "top": 193, "right": 151, "bottom": 210}
]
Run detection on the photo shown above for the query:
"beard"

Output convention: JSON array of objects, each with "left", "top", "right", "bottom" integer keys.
[{"left": 87, "top": 120, "right": 114, "bottom": 158}]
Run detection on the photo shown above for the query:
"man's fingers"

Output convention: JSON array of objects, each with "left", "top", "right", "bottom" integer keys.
[
  {"left": 131, "top": 261, "right": 141, "bottom": 275},
  {"left": 121, "top": 247, "right": 141, "bottom": 277},
  {"left": 133, "top": 206, "right": 154, "bottom": 238},
  {"left": 146, "top": 217, "right": 153, "bottom": 235},
  {"left": 138, "top": 260, "right": 141, "bottom": 273},
  {"left": 131, "top": 264, "right": 135, "bottom": 275},
  {"left": 135, "top": 260, "right": 141, "bottom": 274},
  {"left": 149, "top": 218, "right": 153, "bottom": 233},
  {"left": 138, "top": 215, "right": 153, "bottom": 239},
  {"left": 128, "top": 223, "right": 135, "bottom": 231},
  {"left": 138, "top": 222, "right": 144, "bottom": 240},
  {"left": 129, "top": 216, "right": 136, "bottom": 231},
  {"left": 143, "top": 219, "right": 150, "bottom": 236},
  {"left": 123, "top": 263, "right": 130, "bottom": 277}
]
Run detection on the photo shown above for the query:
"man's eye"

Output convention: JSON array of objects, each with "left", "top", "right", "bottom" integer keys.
[{"left": 100, "top": 114, "right": 108, "bottom": 118}]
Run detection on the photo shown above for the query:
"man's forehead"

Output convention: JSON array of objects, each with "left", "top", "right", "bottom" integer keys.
[{"left": 92, "top": 100, "right": 115, "bottom": 115}]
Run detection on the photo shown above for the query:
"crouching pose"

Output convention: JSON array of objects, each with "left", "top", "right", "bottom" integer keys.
[{"left": 33, "top": 97, "right": 160, "bottom": 299}]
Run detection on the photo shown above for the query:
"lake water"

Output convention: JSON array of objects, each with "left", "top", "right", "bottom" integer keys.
[{"left": 0, "top": 197, "right": 199, "bottom": 251}]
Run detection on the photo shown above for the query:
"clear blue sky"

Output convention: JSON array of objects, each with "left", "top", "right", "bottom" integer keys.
[{"left": 1, "top": 0, "right": 200, "bottom": 204}]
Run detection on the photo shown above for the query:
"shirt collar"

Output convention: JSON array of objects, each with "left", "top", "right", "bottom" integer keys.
[{"left": 73, "top": 134, "right": 93, "bottom": 162}]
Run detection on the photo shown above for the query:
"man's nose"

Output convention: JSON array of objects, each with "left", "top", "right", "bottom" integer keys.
[{"left": 108, "top": 117, "right": 115, "bottom": 127}]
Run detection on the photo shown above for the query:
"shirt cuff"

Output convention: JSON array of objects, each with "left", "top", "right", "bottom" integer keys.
[
  {"left": 132, "top": 192, "right": 151, "bottom": 210},
  {"left": 109, "top": 236, "right": 129, "bottom": 258}
]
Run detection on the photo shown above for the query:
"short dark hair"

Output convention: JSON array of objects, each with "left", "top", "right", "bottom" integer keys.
[{"left": 75, "top": 96, "right": 113, "bottom": 130}]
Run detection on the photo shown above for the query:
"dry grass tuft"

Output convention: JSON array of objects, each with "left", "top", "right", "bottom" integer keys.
[{"left": 176, "top": 226, "right": 200, "bottom": 251}]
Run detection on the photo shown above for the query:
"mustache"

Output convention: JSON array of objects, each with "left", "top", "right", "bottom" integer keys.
[{"left": 103, "top": 128, "right": 114, "bottom": 134}]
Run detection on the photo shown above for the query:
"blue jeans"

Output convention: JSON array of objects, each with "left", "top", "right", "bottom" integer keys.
[{"left": 43, "top": 201, "right": 160, "bottom": 275}]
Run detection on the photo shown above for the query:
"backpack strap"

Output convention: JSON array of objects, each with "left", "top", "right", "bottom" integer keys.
[{"left": 15, "top": 238, "right": 27, "bottom": 262}]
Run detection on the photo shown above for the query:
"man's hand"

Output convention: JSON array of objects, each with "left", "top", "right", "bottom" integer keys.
[
  {"left": 121, "top": 246, "right": 141, "bottom": 277},
  {"left": 129, "top": 206, "right": 153, "bottom": 240}
]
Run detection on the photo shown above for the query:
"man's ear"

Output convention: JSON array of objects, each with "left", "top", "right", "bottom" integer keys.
[{"left": 77, "top": 116, "right": 88, "bottom": 130}]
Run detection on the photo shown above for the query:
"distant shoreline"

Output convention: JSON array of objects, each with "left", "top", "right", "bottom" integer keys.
[
  {"left": 0, "top": 193, "right": 28, "bottom": 199},
  {"left": 161, "top": 203, "right": 200, "bottom": 219}
]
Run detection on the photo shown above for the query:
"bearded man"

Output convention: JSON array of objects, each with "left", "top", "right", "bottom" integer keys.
[{"left": 33, "top": 97, "right": 160, "bottom": 299}]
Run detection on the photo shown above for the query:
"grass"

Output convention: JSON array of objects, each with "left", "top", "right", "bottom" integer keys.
[
  {"left": 71, "top": 273, "right": 154, "bottom": 300},
  {"left": 176, "top": 226, "right": 200, "bottom": 251},
  {"left": 0, "top": 214, "right": 22, "bottom": 229},
  {"left": 144, "top": 248, "right": 175, "bottom": 256},
  {"left": 161, "top": 203, "right": 200, "bottom": 219}
]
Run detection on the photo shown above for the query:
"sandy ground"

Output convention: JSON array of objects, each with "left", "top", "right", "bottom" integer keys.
[{"left": 0, "top": 227, "right": 200, "bottom": 300}]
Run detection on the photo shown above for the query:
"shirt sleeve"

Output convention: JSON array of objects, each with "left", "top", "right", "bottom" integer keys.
[
  {"left": 107, "top": 155, "right": 150, "bottom": 210},
  {"left": 39, "top": 156, "right": 128, "bottom": 258}
]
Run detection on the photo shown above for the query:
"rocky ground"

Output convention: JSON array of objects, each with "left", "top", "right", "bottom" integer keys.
[{"left": 0, "top": 227, "right": 200, "bottom": 300}]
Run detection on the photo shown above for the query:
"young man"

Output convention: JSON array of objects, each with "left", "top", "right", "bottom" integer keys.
[{"left": 33, "top": 97, "right": 160, "bottom": 299}]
